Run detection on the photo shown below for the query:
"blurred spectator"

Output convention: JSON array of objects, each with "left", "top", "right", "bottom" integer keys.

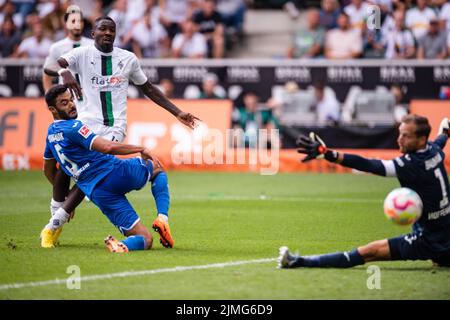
[
  {"left": 11, "top": 0, "right": 35, "bottom": 18},
  {"left": 319, "top": 0, "right": 341, "bottom": 30},
  {"left": 41, "top": 0, "right": 67, "bottom": 41},
  {"left": 311, "top": 82, "right": 340, "bottom": 126},
  {"left": 199, "top": 73, "right": 226, "bottom": 99},
  {"left": 344, "top": 0, "right": 371, "bottom": 33},
  {"left": 108, "top": 0, "right": 132, "bottom": 49},
  {"left": 171, "top": 19, "right": 207, "bottom": 58},
  {"left": 363, "top": 25, "right": 385, "bottom": 58},
  {"left": 216, "top": 0, "right": 246, "bottom": 38},
  {"left": 439, "top": 0, "right": 450, "bottom": 34},
  {"left": 14, "top": 20, "right": 51, "bottom": 58},
  {"left": 233, "top": 91, "right": 279, "bottom": 148},
  {"left": 367, "top": 0, "right": 393, "bottom": 22},
  {"left": 390, "top": 83, "right": 409, "bottom": 123},
  {"left": 0, "top": 14, "right": 21, "bottom": 57},
  {"left": 130, "top": 7, "right": 169, "bottom": 58},
  {"left": 0, "top": 1, "right": 24, "bottom": 28},
  {"left": 383, "top": 9, "right": 416, "bottom": 59},
  {"left": 126, "top": 0, "right": 147, "bottom": 24},
  {"left": 287, "top": 8, "right": 325, "bottom": 59},
  {"left": 193, "top": 0, "right": 225, "bottom": 58},
  {"left": 405, "top": 0, "right": 438, "bottom": 41},
  {"left": 325, "top": 13, "right": 363, "bottom": 59},
  {"left": 417, "top": 18, "right": 448, "bottom": 59},
  {"left": 159, "top": 0, "right": 195, "bottom": 39}
]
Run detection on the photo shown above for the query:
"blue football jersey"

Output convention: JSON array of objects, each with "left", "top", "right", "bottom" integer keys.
[
  {"left": 393, "top": 140, "right": 450, "bottom": 238},
  {"left": 44, "top": 119, "right": 121, "bottom": 198}
]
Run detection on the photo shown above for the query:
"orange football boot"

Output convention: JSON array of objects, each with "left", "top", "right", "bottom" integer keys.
[
  {"left": 152, "top": 216, "right": 174, "bottom": 248},
  {"left": 104, "top": 235, "right": 129, "bottom": 253}
]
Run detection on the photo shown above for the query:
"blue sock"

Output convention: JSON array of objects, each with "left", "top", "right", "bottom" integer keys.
[
  {"left": 294, "top": 249, "right": 365, "bottom": 268},
  {"left": 121, "top": 235, "right": 146, "bottom": 251},
  {"left": 151, "top": 172, "right": 170, "bottom": 217}
]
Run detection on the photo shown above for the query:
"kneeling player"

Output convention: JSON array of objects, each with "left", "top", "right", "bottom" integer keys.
[{"left": 40, "top": 85, "right": 174, "bottom": 252}]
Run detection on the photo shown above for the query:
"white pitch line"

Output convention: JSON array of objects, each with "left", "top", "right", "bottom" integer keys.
[
  {"left": 0, "top": 258, "right": 277, "bottom": 291},
  {"left": 133, "top": 194, "right": 382, "bottom": 203}
]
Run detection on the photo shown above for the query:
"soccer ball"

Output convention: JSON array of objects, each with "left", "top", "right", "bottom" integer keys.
[{"left": 383, "top": 188, "right": 423, "bottom": 225}]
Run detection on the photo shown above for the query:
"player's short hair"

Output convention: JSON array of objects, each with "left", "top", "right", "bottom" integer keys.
[
  {"left": 45, "top": 85, "right": 68, "bottom": 108},
  {"left": 401, "top": 114, "right": 431, "bottom": 139},
  {"left": 93, "top": 16, "right": 116, "bottom": 29}
]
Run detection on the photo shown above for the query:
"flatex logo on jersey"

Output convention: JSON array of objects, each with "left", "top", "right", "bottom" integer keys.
[{"left": 90, "top": 76, "right": 126, "bottom": 90}]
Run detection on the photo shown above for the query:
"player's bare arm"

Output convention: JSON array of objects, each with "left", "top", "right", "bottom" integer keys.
[
  {"left": 138, "top": 81, "right": 200, "bottom": 129},
  {"left": 43, "top": 158, "right": 58, "bottom": 184},
  {"left": 51, "top": 57, "right": 83, "bottom": 100},
  {"left": 91, "top": 136, "right": 145, "bottom": 155}
]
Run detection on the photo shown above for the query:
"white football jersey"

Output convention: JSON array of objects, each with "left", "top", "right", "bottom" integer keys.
[
  {"left": 44, "top": 36, "right": 94, "bottom": 69},
  {"left": 61, "top": 45, "right": 148, "bottom": 132},
  {"left": 44, "top": 36, "right": 94, "bottom": 106}
]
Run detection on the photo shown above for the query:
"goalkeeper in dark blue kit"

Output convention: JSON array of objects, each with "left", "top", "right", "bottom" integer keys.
[{"left": 278, "top": 114, "right": 450, "bottom": 268}]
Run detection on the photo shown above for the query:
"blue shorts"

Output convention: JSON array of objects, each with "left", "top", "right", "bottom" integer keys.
[
  {"left": 90, "top": 158, "right": 153, "bottom": 234},
  {"left": 388, "top": 232, "right": 450, "bottom": 267}
]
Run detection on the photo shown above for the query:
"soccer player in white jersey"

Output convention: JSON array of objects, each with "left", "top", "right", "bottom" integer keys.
[
  {"left": 43, "top": 16, "right": 200, "bottom": 249},
  {"left": 41, "top": 5, "right": 94, "bottom": 244},
  {"left": 42, "top": 5, "right": 93, "bottom": 92}
]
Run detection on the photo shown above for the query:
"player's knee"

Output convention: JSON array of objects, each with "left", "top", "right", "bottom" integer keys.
[
  {"left": 358, "top": 240, "right": 388, "bottom": 261},
  {"left": 150, "top": 157, "right": 166, "bottom": 182}
]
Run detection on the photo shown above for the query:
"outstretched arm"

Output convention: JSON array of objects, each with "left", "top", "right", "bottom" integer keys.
[
  {"left": 434, "top": 118, "right": 449, "bottom": 149},
  {"left": 297, "top": 133, "right": 392, "bottom": 177},
  {"left": 91, "top": 136, "right": 145, "bottom": 155},
  {"left": 138, "top": 81, "right": 200, "bottom": 129}
]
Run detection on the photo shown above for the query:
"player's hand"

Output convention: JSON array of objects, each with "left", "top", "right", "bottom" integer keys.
[
  {"left": 141, "top": 148, "right": 153, "bottom": 161},
  {"left": 60, "top": 69, "right": 83, "bottom": 100},
  {"left": 296, "top": 132, "right": 327, "bottom": 163},
  {"left": 438, "top": 117, "right": 449, "bottom": 136},
  {"left": 177, "top": 112, "right": 201, "bottom": 129}
]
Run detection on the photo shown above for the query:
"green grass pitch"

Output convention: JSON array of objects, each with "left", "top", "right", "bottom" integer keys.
[{"left": 0, "top": 171, "right": 449, "bottom": 299}]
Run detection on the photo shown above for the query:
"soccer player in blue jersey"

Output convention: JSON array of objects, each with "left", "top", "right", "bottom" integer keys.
[
  {"left": 40, "top": 84, "right": 172, "bottom": 252},
  {"left": 279, "top": 114, "right": 450, "bottom": 268}
]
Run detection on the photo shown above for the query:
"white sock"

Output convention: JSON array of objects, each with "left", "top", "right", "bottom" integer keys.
[
  {"left": 45, "top": 207, "right": 69, "bottom": 231},
  {"left": 158, "top": 213, "right": 168, "bottom": 223},
  {"left": 50, "top": 198, "right": 64, "bottom": 217}
]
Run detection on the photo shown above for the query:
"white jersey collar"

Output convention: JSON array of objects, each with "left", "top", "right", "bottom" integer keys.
[{"left": 94, "top": 44, "right": 114, "bottom": 56}]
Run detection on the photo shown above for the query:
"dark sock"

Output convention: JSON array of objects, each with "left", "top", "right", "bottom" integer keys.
[{"left": 296, "top": 249, "right": 365, "bottom": 268}]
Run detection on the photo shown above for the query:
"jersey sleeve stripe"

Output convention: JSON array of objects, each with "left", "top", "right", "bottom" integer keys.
[
  {"left": 382, "top": 160, "right": 397, "bottom": 177},
  {"left": 89, "top": 135, "right": 99, "bottom": 150}
]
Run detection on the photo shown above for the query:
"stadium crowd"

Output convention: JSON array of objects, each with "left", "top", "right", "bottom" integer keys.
[
  {"left": 286, "top": 0, "right": 450, "bottom": 59},
  {"left": 0, "top": 0, "right": 246, "bottom": 59},
  {"left": 1, "top": 0, "right": 449, "bottom": 60}
]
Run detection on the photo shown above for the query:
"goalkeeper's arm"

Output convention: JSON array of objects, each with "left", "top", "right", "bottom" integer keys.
[
  {"left": 434, "top": 117, "right": 449, "bottom": 149},
  {"left": 327, "top": 151, "right": 388, "bottom": 177},
  {"left": 297, "top": 133, "right": 389, "bottom": 177}
]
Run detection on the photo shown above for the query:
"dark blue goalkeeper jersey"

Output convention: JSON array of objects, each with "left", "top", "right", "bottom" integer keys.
[{"left": 391, "top": 137, "right": 450, "bottom": 242}]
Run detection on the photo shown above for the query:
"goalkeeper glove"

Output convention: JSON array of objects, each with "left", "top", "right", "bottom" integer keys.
[
  {"left": 438, "top": 117, "right": 450, "bottom": 137},
  {"left": 296, "top": 132, "right": 328, "bottom": 162}
]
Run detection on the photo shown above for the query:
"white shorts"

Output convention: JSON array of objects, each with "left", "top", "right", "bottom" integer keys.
[{"left": 95, "top": 126, "right": 126, "bottom": 142}]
